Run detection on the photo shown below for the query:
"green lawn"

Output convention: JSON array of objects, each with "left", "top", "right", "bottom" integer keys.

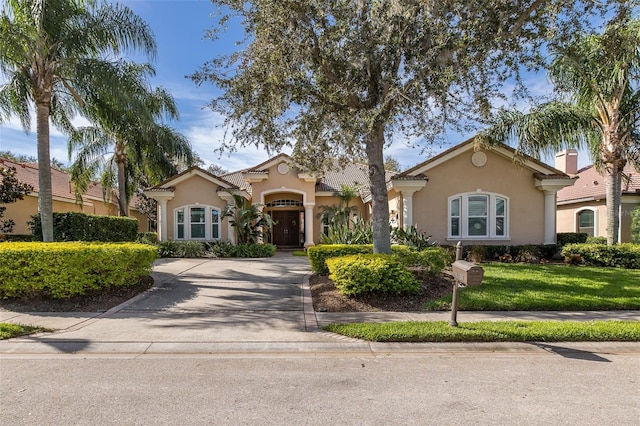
[
  {"left": 324, "top": 320, "right": 640, "bottom": 342},
  {"left": 0, "top": 323, "right": 49, "bottom": 340},
  {"left": 423, "top": 263, "right": 640, "bottom": 311}
]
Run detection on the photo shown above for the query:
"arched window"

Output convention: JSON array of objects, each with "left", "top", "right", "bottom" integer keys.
[
  {"left": 175, "top": 205, "right": 221, "bottom": 240},
  {"left": 577, "top": 210, "right": 595, "bottom": 236},
  {"left": 448, "top": 193, "right": 508, "bottom": 239}
]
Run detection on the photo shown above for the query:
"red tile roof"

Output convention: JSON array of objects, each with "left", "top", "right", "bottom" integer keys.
[
  {"left": 557, "top": 163, "right": 640, "bottom": 203},
  {"left": 0, "top": 157, "right": 110, "bottom": 202}
]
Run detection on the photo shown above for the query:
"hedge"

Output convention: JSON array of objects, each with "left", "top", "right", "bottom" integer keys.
[
  {"left": 0, "top": 242, "right": 158, "bottom": 299},
  {"left": 307, "top": 244, "right": 451, "bottom": 274},
  {"left": 562, "top": 243, "right": 640, "bottom": 269},
  {"left": 30, "top": 212, "right": 139, "bottom": 242},
  {"left": 460, "top": 244, "right": 559, "bottom": 263},
  {"left": 327, "top": 254, "right": 420, "bottom": 296},
  {"left": 557, "top": 232, "right": 588, "bottom": 246}
]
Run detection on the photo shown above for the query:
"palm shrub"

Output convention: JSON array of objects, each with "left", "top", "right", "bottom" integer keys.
[
  {"left": 391, "top": 225, "right": 436, "bottom": 249},
  {"left": 321, "top": 216, "right": 373, "bottom": 244},
  {"left": 222, "top": 192, "right": 273, "bottom": 244}
]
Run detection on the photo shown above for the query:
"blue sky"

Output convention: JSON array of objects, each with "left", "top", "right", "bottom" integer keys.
[{"left": 0, "top": 0, "right": 590, "bottom": 172}]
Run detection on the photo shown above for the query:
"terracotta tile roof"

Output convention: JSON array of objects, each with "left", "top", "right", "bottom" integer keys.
[
  {"left": 0, "top": 157, "right": 106, "bottom": 201},
  {"left": 557, "top": 163, "right": 640, "bottom": 203}
]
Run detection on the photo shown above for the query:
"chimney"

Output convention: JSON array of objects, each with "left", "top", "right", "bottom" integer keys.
[{"left": 555, "top": 149, "right": 578, "bottom": 175}]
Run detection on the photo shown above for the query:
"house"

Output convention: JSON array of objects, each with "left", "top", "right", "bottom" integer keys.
[
  {"left": 0, "top": 157, "right": 149, "bottom": 235},
  {"left": 555, "top": 149, "right": 640, "bottom": 242},
  {"left": 145, "top": 138, "right": 576, "bottom": 247}
]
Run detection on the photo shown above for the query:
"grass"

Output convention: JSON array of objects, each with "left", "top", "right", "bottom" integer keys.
[
  {"left": 0, "top": 322, "right": 49, "bottom": 340},
  {"left": 324, "top": 320, "right": 640, "bottom": 342},
  {"left": 423, "top": 263, "right": 640, "bottom": 311},
  {"left": 292, "top": 250, "right": 308, "bottom": 256}
]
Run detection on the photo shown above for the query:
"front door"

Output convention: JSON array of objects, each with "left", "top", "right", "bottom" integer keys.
[{"left": 271, "top": 211, "right": 301, "bottom": 247}]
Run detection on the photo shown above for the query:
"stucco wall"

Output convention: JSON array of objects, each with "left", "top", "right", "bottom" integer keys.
[
  {"left": 165, "top": 174, "right": 229, "bottom": 241},
  {"left": 1, "top": 194, "right": 148, "bottom": 235},
  {"left": 313, "top": 195, "right": 367, "bottom": 243},
  {"left": 409, "top": 149, "right": 546, "bottom": 245},
  {"left": 557, "top": 202, "right": 607, "bottom": 238}
]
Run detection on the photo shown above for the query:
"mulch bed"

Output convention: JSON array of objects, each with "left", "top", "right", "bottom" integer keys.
[
  {"left": 309, "top": 271, "right": 454, "bottom": 312},
  {"left": 0, "top": 276, "right": 154, "bottom": 313}
]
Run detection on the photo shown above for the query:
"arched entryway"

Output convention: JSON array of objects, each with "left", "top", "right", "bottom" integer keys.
[{"left": 264, "top": 193, "right": 305, "bottom": 247}]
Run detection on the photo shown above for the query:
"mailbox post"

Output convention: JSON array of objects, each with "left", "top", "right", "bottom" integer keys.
[{"left": 449, "top": 242, "right": 484, "bottom": 327}]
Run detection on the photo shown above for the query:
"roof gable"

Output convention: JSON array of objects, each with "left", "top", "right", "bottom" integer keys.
[
  {"left": 151, "top": 166, "right": 237, "bottom": 190},
  {"left": 398, "top": 138, "right": 570, "bottom": 178}
]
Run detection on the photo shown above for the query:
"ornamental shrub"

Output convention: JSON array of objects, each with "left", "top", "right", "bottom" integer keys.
[
  {"left": 561, "top": 243, "right": 640, "bottom": 269},
  {"left": 30, "top": 212, "right": 138, "bottom": 242},
  {"left": 557, "top": 232, "right": 588, "bottom": 246},
  {"left": 307, "top": 244, "right": 372, "bottom": 273},
  {"left": 137, "top": 232, "right": 159, "bottom": 244},
  {"left": 390, "top": 245, "right": 451, "bottom": 275},
  {"left": 632, "top": 207, "right": 640, "bottom": 244},
  {"left": 308, "top": 244, "right": 451, "bottom": 274},
  {"left": 327, "top": 254, "right": 420, "bottom": 296},
  {"left": 0, "top": 242, "right": 157, "bottom": 299}
]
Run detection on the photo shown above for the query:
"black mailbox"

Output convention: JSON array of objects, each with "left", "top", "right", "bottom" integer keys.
[{"left": 452, "top": 260, "right": 484, "bottom": 286}]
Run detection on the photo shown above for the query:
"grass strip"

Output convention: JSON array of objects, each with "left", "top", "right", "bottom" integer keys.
[
  {"left": 423, "top": 263, "right": 640, "bottom": 311},
  {"left": 324, "top": 320, "right": 640, "bottom": 342},
  {"left": 0, "top": 322, "right": 49, "bottom": 340}
]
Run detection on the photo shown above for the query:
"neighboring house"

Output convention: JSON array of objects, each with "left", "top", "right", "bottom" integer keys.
[
  {"left": 146, "top": 138, "right": 576, "bottom": 247},
  {"left": 0, "top": 157, "right": 149, "bottom": 235},
  {"left": 556, "top": 149, "right": 640, "bottom": 242}
]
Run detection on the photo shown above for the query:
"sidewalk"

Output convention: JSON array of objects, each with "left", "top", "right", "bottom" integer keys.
[{"left": 2, "top": 253, "right": 639, "bottom": 356}]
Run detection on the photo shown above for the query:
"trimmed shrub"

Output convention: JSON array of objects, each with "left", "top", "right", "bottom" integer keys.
[
  {"left": 390, "top": 245, "right": 451, "bottom": 275},
  {"left": 446, "top": 244, "right": 559, "bottom": 263},
  {"left": 0, "top": 234, "right": 34, "bottom": 242},
  {"left": 158, "top": 240, "right": 275, "bottom": 258},
  {"left": 137, "top": 232, "right": 158, "bottom": 244},
  {"left": 308, "top": 244, "right": 451, "bottom": 274},
  {"left": 30, "top": 212, "right": 138, "bottom": 242},
  {"left": 0, "top": 242, "right": 157, "bottom": 299},
  {"left": 307, "top": 244, "right": 373, "bottom": 274},
  {"left": 327, "top": 254, "right": 420, "bottom": 296},
  {"left": 557, "top": 232, "right": 588, "bottom": 246},
  {"left": 229, "top": 243, "right": 276, "bottom": 258},
  {"left": 562, "top": 243, "right": 640, "bottom": 269},
  {"left": 633, "top": 207, "right": 640, "bottom": 244},
  {"left": 585, "top": 236, "right": 607, "bottom": 245}
]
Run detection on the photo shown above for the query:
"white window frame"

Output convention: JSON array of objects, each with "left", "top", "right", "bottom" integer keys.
[
  {"left": 174, "top": 205, "right": 222, "bottom": 240},
  {"left": 576, "top": 208, "right": 597, "bottom": 237},
  {"left": 448, "top": 193, "right": 509, "bottom": 240}
]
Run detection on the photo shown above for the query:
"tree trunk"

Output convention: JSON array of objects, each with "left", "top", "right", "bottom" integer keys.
[
  {"left": 602, "top": 126, "right": 623, "bottom": 245},
  {"left": 36, "top": 102, "right": 54, "bottom": 242},
  {"left": 115, "top": 143, "right": 129, "bottom": 216},
  {"left": 365, "top": 124, "right": 391, "bottom": 254}
]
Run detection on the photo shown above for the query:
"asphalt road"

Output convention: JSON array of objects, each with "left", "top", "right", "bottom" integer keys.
[{"left": 2, "top": 351, "right": 638, "bottom": 425}]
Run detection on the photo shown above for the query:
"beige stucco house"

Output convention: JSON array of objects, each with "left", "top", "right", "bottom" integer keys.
[
  {"left": 0, "top": 157, "right": 149, "bottom": 235},
  {"left": 555, "top": 149, "right": 640, "bottom": 242},
  {"left": 145, "top": 139, "right": 576, "bottom": 247}
]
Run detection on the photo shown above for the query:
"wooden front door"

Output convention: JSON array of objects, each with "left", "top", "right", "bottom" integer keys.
[{"left": 272, "top": 211, "right": 301, "bottom": 247}]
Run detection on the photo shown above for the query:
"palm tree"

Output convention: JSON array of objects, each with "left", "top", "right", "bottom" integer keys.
[
  {"left": 222, "top": 192, "right": 273, "bottom": 245},
  {"left": 318, "top": 184, "right": 360, "bottom": 230},
  {"left": 0, "top": 0, "right": 155, "bottom": 241},
  {"left": 69, "top": 62, "right": 195, "bottom": 216},
  {"left": 478, "top": 14, "right": 640, "bottom": 245}
]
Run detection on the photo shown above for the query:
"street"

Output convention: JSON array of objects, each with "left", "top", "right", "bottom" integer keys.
[{"left": 2, "top": 350, "right": 638, "bottom": 425}]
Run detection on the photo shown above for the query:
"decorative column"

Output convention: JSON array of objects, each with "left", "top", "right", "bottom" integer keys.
[
  {"left": 390, "top": 179, "right": 427, "bottom": 230},
  {"left": 158, "top": 200, "right": 168, "bottom": 242},
  {"left": 543, "top": 189, "right": 558, "bottom": 245},
  {"left": 304, "top": 203, "right": 315, "bottom": 247},
  {"left": 535, "top": 176, "right": 577, "bottom": 245},
  {"left": 401, "top": 190, "right": 416, "bottom": 229},
  {"left": 255, "top": 203, "right": 265, "bottom": 244},
  {"left": 144, "top": 189, "right": 174, "bottom": 242}
]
